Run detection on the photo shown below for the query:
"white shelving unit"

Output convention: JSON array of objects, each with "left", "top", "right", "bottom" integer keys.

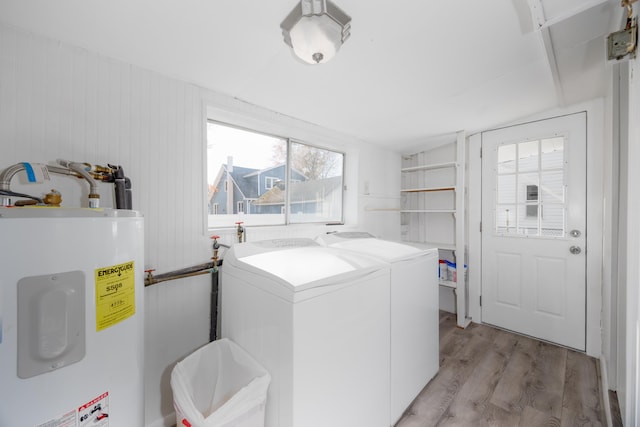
[{"left": 400, "top": 131, "right": 470, "bottom": 328}]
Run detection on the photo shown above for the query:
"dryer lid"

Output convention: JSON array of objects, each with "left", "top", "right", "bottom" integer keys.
[
  {"left": 225, "top": 239, "right": 387, "bottom": 292},
  {"left": 316, "top": 234, "right": 437, "bottom": 262}
]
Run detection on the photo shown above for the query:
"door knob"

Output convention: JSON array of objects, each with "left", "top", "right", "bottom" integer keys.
[
  {"left": 569, "top": 229, "right": 581, "bottom": 238},
  {"left": 569, "top": 246, "right": 582, "bottom": 255}
]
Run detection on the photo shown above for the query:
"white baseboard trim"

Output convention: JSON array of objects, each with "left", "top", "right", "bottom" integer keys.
[{"left": 600, "top": 355, "right": 613, "bottom": 427}]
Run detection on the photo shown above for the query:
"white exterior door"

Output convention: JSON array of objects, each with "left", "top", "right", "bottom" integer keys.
[{"left": 481, "top": 112, "right": 586, "bottom": 350}]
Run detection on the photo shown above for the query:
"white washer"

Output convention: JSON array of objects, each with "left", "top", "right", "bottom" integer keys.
[
  {"left": 221, "top": 238, "right": 391, "bottom": 427},
  {"left": 316, "top": 232, "right": 439, "bottom": 424}
]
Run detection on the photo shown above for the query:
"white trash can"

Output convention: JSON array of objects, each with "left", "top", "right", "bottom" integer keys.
[{"left": 171, "top": 338, "right": 271, "bottom": 427}]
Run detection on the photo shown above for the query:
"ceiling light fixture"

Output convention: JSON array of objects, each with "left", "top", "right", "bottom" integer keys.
[{"left": 280, "top": 0, "right": 351, "bottom": 65}]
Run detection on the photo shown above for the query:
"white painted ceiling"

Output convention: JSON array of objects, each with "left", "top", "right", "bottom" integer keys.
[{"left": 0, "top": 0, "right": 624, "bottom": 152}]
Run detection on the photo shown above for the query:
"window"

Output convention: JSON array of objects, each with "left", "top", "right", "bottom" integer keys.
[
  {"left": 207, "top": 121, "right": 344, "bottom": 228},
  {"left": 265, "top": 177, "right": 278, "bottom": 189},
  {"left": 495, "top": 137, "right": 565, "bottom": 237}
]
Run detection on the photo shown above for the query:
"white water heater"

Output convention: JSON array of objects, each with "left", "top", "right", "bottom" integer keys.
[{"left": 0, "top": 207, "right": 144, "bottom": 427}]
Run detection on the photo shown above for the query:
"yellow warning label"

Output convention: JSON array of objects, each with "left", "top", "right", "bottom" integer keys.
[{"left": 95, "top": 261, "right": 136, "bottom": 331}]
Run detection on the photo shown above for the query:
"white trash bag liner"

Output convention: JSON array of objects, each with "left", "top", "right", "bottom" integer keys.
[{"left": 171, "top": 338, "right": 271, "bottom": 427}]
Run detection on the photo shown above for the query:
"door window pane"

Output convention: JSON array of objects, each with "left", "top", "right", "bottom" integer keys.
[
  {"left": 517, "top": 205, "right": 538, "bottom": 235},
  {"left": 540, "top": 171, "right": 564, "bottom": 203},
  {"left": 525, "top": 185, "right": 539, "bottom": 218},
  {"left": 496, "top": 205, "right": 517, "bottom": 235},
  {"left": 518, "top": 140, "right": 539, "bottom": 172},
  {"left": 497, "top": 144, "right": 516, "bottom": 174},
  {"left": 497, "top": 175, "right": 516, "bottom": 204},
  {"left": 541, "top": 137, "right": 564, "bottom": 169},
  {"left": 541, "top": 204, "right": 564, "bottom": 237},
  {"left": 518, "top": 173, "right": 539, "bottom": 204}
]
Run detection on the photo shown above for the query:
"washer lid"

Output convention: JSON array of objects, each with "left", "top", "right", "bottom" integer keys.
[
  {"left": 316, "top": 233, "right": 437, "bottom": 262},
  {"left": 225, "top": 238, "right": 387, "bottom": 293}
]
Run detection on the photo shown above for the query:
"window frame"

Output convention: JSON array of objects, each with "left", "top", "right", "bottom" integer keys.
[{"left": 206, "top": 120, "right": 345, "bottom": 229}]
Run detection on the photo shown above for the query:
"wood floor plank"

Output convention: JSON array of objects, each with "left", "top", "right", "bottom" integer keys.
[
  {"left": 519, "top": 405, "right": 561, "bottom": 427},
  {"left": 608, "top": 390, "right": 623, "bottom": 427},
  {"left": 490, "top": 328, "right": 520, "bottom": 359},
  {"left": 398, "top": 358, "right": 471, "bottom": 426},
  {"left": 465, "top": 322, "right": 500, "bottom": 343},
  {"left": 490, "top": 340, "right": 566, "bottom": 418},
  {"left": 398, "top": 324, "right": 495, "bottom": 425},
  {"left": 561, "top": 350, "right": 604, "bottom": 426},
  {"left": 436, "top": 347, "right": 511, "bottom": 426},
  {"left": 490, "top": 348, "right": 537, "bottom": 414},
  {"left": 527, "top": 341, "right": 567, "bottom": 418},
  {"left": 478, "top": 403, "right": 522, "bottom": 427},
  {"left": 439, "top": 325, "right": 473, "bottom": 364},
  {"left": 394, "top": 312, "right": 608, "bottom": 427}
]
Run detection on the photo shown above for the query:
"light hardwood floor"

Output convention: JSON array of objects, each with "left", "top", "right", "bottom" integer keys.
[{"left": 395, "top": 311, "right": 606, "bottom": 427}]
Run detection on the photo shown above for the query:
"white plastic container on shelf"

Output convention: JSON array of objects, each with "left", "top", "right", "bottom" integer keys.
[
  {"left": 439, "top": 259, "right": 447, "bottom": 280},
  {"left": 447, "top": 261, "right": 467, "bottom": 283}
]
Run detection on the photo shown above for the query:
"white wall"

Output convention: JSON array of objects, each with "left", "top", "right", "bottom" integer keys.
[
  {"left": 620, "top": 41, "right": 640, "bottom": 426},
  {"left": 603, "top": 37, "right": 640, "bottom": 427},
  {"left": 602, "top": 58, "right": 620, "bottom": 394},
  {"left": 0, "top": 23, "right": 401, "bottom": 427}
]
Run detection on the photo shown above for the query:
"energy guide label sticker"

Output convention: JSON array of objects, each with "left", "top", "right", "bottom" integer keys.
[{"left": 95, "top": 261, "right": 135, "bottom": 331}]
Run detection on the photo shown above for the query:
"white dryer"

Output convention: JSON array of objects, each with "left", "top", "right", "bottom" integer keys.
[
  {"left": 316, "top": 232, "right": 439, "bottom": 424},
  {"left": 221, "top": 238, "right": 391, "bottom": 427}
]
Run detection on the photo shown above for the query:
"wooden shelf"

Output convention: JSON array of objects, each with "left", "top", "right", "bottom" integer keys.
[
  {"left": 425, "top": 242, "right": 456, "bottom": 251},
  {"left": 401, "top": 186, "right": 456, "bottom": 193},
  {"left": 401, "top": 161, "right": 457, "bottom": 172},
  {"left": 439, "top": 280, "right": 456, "bottom": 289},
  {"left": 401, "top": 131, "right": 467, "bottom": 328}
]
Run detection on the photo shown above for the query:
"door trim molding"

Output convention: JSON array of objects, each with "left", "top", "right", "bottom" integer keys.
[{"left": 468, "top": 101, "right": 605, "bottom": 357}]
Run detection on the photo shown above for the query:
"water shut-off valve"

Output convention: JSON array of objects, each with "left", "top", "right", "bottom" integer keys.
[
  {"left": 235, "top": 221, "right": 245, "bottom": 243},
  {"left": 211, "top": 235, "right": 220, "bottom": 272}
]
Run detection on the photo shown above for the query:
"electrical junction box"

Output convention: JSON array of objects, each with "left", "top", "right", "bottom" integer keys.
[{"left": 607, "top": 24, "right": 638, "bottom": 61}]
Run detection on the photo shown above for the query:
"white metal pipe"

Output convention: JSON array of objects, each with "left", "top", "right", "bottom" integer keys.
[
  {"left": 57, "top": 159, "right": 100, "bottom": 208},
  {"left": 0, "top": 163, "right": 27, "bottom": 191}
]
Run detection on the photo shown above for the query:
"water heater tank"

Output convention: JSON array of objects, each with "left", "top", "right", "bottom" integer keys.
[{"left": 0, "top": 207, "right": 144, "bottom": 426}]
